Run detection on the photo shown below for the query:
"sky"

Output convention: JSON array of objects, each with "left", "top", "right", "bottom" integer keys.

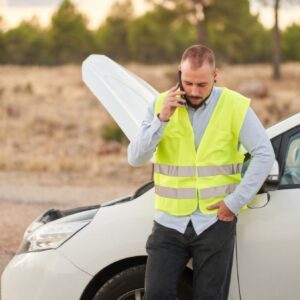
[{"left": 0, "top": 0, "right": 299, "bottom": 31}]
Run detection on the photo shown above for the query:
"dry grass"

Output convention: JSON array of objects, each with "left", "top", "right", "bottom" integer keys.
[{"left": 219, "top": 63, "right": 300, "bottom": 126}]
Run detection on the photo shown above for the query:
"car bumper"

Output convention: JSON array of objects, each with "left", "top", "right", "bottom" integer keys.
[{"left": 1, "top": 249, "right": 92, "bottom": 300}]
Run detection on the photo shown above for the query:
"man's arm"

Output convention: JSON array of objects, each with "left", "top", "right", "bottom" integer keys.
[
  {"left": 127, "top": 99, "right": 168, "bottom": 166},
  {"left": 128, "top": 85, "right": 185, "bottom": 166},
  {"left": 207, "top": 107, "right": 275, "bottom": 219},
  {"left": 223, "top": 107, "right": 276, "bottom": 214}
]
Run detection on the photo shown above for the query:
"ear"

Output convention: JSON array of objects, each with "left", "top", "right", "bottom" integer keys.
[{"left": 214, "top": 68, "right": 219, "bottom": 79}]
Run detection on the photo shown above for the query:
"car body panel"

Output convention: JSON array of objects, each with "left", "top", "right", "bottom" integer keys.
[
  {"left": 267, "top": 113, "right": 300, "bottom": 140},
  {"left": 59, "top": 189, "right": 155, "bottom": 276},
  {"left": 237, "top": 188, "right": 300, "bottom": 300},
  {"left": 1, "top": 250, "right": 91, "bottom": 300}
]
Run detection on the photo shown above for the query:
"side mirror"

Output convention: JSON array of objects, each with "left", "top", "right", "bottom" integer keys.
[{"left": 259, "top": 160, "right": 280, "bottom": 193}]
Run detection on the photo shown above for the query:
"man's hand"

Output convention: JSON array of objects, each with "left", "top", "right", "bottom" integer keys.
[
  {"left": 207, "top": 200, "right": 236, "bottom": 221},
  {"left": 159, "top": 83, "right": 186, "bottom": 122}
]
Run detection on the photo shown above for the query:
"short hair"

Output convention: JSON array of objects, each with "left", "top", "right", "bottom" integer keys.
[{"left": 181, "top": 45, "right": 216, "bottom": 69}]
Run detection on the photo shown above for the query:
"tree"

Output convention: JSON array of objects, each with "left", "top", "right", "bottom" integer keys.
[
  {"left": 94, "top": 0, "right": 134, "bottom": 62},
  {"left": 273, "top": 0, "right": 281, "bottom": 79},
  {"left": 3, "top": 18, "right": 47, "bottom": 64},
  {"left": 204, "top": 0, "right": 271, "bottom": 64},
  {"left": 282, "top": 24, "right": 300, "bottom": 61},
  {"left": 253, "top": 0, "right": 300, "bottom": 79},
  {"left": 128, "top": 4, "right": 196, "bottom": 63},
  {"left": 147, "top": 0, "right": 213, "bottom": 45},
  {"left": 145, "top": 0, "right": 270, "bottom": 64},
  {"left": 0, "top": 16, "right": 5, "bottom": 63},
  {"left": 49, "top": 0, "right": 93, "bottom": 64}
]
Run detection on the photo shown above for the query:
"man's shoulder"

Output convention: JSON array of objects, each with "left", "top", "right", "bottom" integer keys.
[
  {"left": 152, "top": 90, "right": 170, "bottom": 111},
  {"left": 221, "top": 88, "right": 251, "bottom": 108},
  {"left": 223, "top": 87, "right": 250, "bottom": 101},
  {"left": 148, "top": 91, "right": 169, "bottom": 115}
]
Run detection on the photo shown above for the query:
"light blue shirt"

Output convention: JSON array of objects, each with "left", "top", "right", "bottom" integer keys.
[{"left": 128, "top": 87, "right": 275, "bottom": 235}]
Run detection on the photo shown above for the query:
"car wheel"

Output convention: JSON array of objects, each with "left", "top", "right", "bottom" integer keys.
[{"left": 92, "top": 264, "right": 192, "bottom": 300}]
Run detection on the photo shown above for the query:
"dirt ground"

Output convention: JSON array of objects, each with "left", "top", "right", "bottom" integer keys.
[{"left": 0, "top": 62, "right": 299, "bottom": 294}]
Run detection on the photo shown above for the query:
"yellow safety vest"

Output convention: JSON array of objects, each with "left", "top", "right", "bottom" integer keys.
[{"left": 153, "top": 88, "right": 250, "bottom": 216}]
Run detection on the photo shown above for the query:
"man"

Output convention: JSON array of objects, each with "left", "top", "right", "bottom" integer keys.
[{"left": 127, "top": 45, "right": 275, "bottom": 300}]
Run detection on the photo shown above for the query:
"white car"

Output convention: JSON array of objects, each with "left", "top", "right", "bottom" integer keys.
[{"left": 2, "top": 55, "right": 300, "bottom": 300}]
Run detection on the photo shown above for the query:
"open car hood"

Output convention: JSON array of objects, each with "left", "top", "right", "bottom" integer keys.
[{"left": 82, "top": 55, "right": 159, "bottom": 142}]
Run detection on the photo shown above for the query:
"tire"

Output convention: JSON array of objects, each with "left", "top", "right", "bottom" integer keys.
[{"left": 92, "top": 264, "right": 192, "bottom": 300}]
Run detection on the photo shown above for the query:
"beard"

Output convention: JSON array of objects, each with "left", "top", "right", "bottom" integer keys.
[
  {"left": 185, "top": 95, "right": 205, "bottom": 109},
  {"left": 185, "top": 86, "right": 214, "bottom": 109}
]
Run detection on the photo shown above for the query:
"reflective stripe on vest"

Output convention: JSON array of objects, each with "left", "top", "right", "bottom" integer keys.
[
  {"left": 154, "top": 163, "right": 243, "bottom": 177},
  {"left": 155, "top": 183, "right": 238, "bottom": 199},
  {"left": 200, "top": 183, "right": 239, "bottom": 199},
  {"left": 155, "top": 185, "right": 196, "bottom": 199},
  {"left": 154, "top": 164, "right": 195, "bottom": 177}
]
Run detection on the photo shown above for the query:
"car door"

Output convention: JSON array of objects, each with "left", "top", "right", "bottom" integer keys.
[{"left": 236, "top": 125, "right": 300, "bottom": 300}]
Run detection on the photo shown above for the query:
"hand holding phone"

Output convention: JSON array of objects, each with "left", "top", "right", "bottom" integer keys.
[{"left": 158, "top": 83, "right": 186, "bottom": 122}]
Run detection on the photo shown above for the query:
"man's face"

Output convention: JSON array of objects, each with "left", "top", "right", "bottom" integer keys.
[{"left": 180, "top": 59, "right": 217, "bottom": 107}]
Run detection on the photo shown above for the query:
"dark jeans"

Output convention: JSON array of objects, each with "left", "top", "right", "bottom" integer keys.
[{"left": 144, "top": 217, "right": 237, "bottom": 300}]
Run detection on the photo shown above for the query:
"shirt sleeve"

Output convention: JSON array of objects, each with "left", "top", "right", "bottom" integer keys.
[
  {"left": 224, "top": 107, "right": 276, "bottom": 214},
  {"left": 127, "top": 97, "right": 168, "bottom": 166}
]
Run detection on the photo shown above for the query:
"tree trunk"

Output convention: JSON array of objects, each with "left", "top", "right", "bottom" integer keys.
[
  {"left": 196, "top": 20, "right": 208, "bottom": 45},
  {"left": 192, "top": 0, "right": 208, "bottom": 45},
  {"left": 273, "top": 0, "right": 281, "bottom": 80}
]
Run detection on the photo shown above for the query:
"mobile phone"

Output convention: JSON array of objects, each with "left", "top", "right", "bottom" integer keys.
[{"left": 178, "top": 70, "right": 187, "bottom": 101}]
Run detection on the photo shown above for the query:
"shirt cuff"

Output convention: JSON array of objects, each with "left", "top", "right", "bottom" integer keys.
[
  {"left": 223, "top": 194, "right": 243, "bottom": 215},
  {"left": 157, "top": 113, "right": 170, "bottom": 122},
  {"left": 153, "top": 114, "right": 168, "bottom": 130}
]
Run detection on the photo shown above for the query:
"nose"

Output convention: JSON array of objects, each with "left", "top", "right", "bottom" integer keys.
[{"left": 191, "top": 85, "right": 200, "bottom": 96}]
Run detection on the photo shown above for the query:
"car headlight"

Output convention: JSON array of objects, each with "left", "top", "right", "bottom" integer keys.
[
  {"left": 28, "top": 220, "right": 89, "bottom": 252},
  {"left": 17, "top": 208, "right": 98, "bottom": 254}
]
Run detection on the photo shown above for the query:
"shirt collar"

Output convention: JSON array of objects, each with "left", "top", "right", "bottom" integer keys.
[{"left": 203, "top": 86, "right": 215, "bottom": 107}]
